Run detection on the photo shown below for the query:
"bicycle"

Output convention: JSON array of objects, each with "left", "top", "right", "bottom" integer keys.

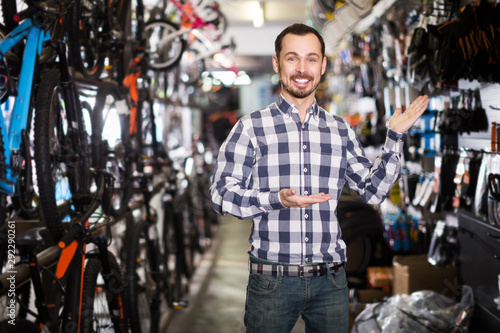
[
  {"left": 91, "top": 46, "right": 172, "bottom": 332},
  {"left": 0, "top": 0, "right": 92, "bottom": 244},
  {"left": 143, "top": 0, "right": 228, "bottom": 72},
  {"left": 91, "top": 71, "right": 207, "bottom": 331},
  {"left": 65, "top": 0, "right": 134, "bottom": 81},
  {"left": 0, "top": 170, "right": 128, "bottom": 332}
]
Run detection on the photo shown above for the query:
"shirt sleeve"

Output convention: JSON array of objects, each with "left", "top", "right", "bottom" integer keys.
[
  {"left": 344, "top": 125, "right": 405, "bottom": 205},
  {"left": 209, "top": 119, "right": 285, "bottom": 219}
]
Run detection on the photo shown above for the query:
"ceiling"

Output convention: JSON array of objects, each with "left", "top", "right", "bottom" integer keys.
[
  {"left": 217, "top": 0, "right": 306, "bottom": 72},
  {"left": 218, "top": 0, "right": 306, "bottom": 28}
]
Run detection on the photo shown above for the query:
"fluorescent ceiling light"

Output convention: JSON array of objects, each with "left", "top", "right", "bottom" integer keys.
[
  {"left": 202, "top": 71, "right": 252, "bottom": 86},
  {"left": 253, "top": 1, "right": 265, "bottom": 28}
]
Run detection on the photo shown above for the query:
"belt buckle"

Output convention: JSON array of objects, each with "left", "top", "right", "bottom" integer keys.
[
  {"left": 299, "top": 264, "right": 320, "bottom": 278},
  {"left": 299, "top": 265, "right": 314, "bottom": 278}
]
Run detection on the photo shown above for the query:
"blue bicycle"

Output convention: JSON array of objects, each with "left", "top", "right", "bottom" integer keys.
[{"left": 0, "top": 0, "right": 92, "bottom": 243}]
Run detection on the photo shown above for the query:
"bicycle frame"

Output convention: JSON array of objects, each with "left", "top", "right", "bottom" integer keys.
[
  {"left": 170, "top": 0, "right": 207, "bottom": 29},
  {"left": 160, "top": 0, "right": 222, "bottom": 44},
  {"left": 0, "top": 18, "right": 49, "bottom": 194}
]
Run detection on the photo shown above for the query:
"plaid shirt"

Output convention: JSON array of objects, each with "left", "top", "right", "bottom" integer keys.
[{"left": 210, "top": 95, "right": 405, "bottom": 265}]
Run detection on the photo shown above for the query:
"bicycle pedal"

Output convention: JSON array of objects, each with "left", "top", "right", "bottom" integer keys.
[{"left": 171, "top": 300, "right": 189, "bottom": 309}]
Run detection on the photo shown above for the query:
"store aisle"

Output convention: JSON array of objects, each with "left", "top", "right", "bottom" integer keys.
[{"left": 163, "top": 215, "right": 305, "bottom": 333}]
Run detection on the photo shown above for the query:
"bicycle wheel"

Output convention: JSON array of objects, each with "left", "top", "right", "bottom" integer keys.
[
  {"left": 143, "top": 20, "right": 185, "bottom": 71},
  {"left": 91, "top": 81, "right": 131, "bottom": 218},
  {"left": 34, "top": 68, "right": 87, "bottom": 242},
  {"left": 178, "top": 47, "right": 206, "bottom": 85},
  {"left": 66, "top": 0, "right": 106, "bottom": 80},
  {"left": 201, "top": 5, "right": 227, "bottom": 40},
  {"left": 125, "top": 220, "right": 163, "bottom": 333},
  {"left": 80, "top": 252, "right": 128, "bottom": 333}
]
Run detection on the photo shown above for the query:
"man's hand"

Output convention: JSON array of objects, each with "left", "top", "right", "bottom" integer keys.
[
  {"left": 280, "top": 189, "right": 332, "bottom": 208},
  {"left": 388, "top": 95, "right": 430, "bottom": 133}
]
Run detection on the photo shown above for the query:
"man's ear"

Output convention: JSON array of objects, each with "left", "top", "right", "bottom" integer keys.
[
  {"left": 321, "top": 56, "right": 327, "bottom": 75},
  {"left": 272, "top": 55, "right": 279, "bottom": 74}
]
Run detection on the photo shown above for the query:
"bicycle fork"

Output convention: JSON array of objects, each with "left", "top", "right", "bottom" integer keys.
[{"left": 94, "top": 235, "right": 127, "bottom": 332}]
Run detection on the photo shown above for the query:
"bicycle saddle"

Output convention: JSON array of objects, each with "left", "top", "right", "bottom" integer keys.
[{"left": 16, "top": 227, "right": 48, "bottom": 250}]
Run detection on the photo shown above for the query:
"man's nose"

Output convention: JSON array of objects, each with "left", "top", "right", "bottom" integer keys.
[{"left": 296, "top": 60, "right": 306, "bottom": 73}]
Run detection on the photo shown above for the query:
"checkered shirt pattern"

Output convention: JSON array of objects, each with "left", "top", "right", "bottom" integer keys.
[{"left": 210, "top": 94, "right": 405, "bottom": 265}]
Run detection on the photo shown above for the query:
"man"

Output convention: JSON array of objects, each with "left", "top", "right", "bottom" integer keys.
[{"left": 209, "top": 23, "right": 429, "bottom": 332}]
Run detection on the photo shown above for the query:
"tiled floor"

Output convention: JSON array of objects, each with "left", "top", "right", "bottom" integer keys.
[{"left": 162, "top": 215, "right": 305, "bottom": 332}]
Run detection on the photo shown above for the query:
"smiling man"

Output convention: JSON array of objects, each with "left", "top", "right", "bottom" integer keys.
[{"left": 210, "top": 23, "right": 429, "bottom": 333}]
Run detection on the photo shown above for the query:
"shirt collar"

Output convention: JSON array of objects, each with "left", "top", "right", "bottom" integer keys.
[{"left": 276, "top": 94, "right": 320, "bottom": 118}]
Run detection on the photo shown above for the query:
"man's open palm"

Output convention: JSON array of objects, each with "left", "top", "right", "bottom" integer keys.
[
  {"left": 280, "top": 189, "right": 332, "bottom": 208},
  {"left": 389, "top": 95, "right": 430, "bottom": 133}
]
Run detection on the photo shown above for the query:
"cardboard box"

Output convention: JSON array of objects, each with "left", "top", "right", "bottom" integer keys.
[
  {"left": 392, "top": 255, "right": 457, "bottom": 295},
  {"left": 348, "top": 289, "right": 391, "bottom": 331},
  {"left": 366, "top": 266, "right": 393, "bottom": 292}
]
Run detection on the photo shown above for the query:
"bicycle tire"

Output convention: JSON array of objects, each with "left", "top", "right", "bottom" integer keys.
[
  {"left": 136, "top": 88, "right": 164, "bottom": 168},
  {"left": 34, "top": 68, "right": 83, "bottom": 242},
  {"left": 125, "top": 220, "right": 163, "bottom": 332},
  {"left": 183, "top": 174, "right": 207, "bottom": 254},
  {"left": 91, "top": 81, "right": 131, "bottom": 218},
  {"left": 198, "top": 173, "right": 217, "bottom": 240},
  {"left": 0, "top": 120, "right": 7, "bottom": 226},
  {"left": 0, "top": 73, "right": 40, "bottom": 220},
  {"left": 12, "top": 124, "right": 40, "bottom": 219},
  {"left": 179, "top": 47, "right": 206, "bottom": 85},
  {"left": 143, "top": 20, "right": 186, "bottom": 71},
  {"left": 162, "top": 197, "right": 187, "bottom": 306},
  {"left": 201, "top": 5, "right": 227, "bottom": 40},
  {"left": 66, "top": 0, "right": 106, "bottom": 80},
  {"left": 80, "top": 252, "right": 128, "bottom": 333},
  {"left": 176, "top": 191, "right": 196, "bottom": 278}
]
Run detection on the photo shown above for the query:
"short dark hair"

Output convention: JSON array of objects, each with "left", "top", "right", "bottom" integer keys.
[{"left": 274, "top": 23, "right": 325, "bottom": 59}]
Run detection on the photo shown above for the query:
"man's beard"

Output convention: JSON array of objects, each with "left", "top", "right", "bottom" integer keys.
[{"left": 281, "top": 75, "right": 318, "bottom": 99}]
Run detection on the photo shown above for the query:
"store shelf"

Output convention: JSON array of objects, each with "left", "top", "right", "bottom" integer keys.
[{"left": 320, "top": 0, "right": 398, "bottom": 55}]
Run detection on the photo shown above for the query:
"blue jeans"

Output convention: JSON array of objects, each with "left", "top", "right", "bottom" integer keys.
[{"left": 244, "top": 255, "right": 349, "bottom": 333}]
